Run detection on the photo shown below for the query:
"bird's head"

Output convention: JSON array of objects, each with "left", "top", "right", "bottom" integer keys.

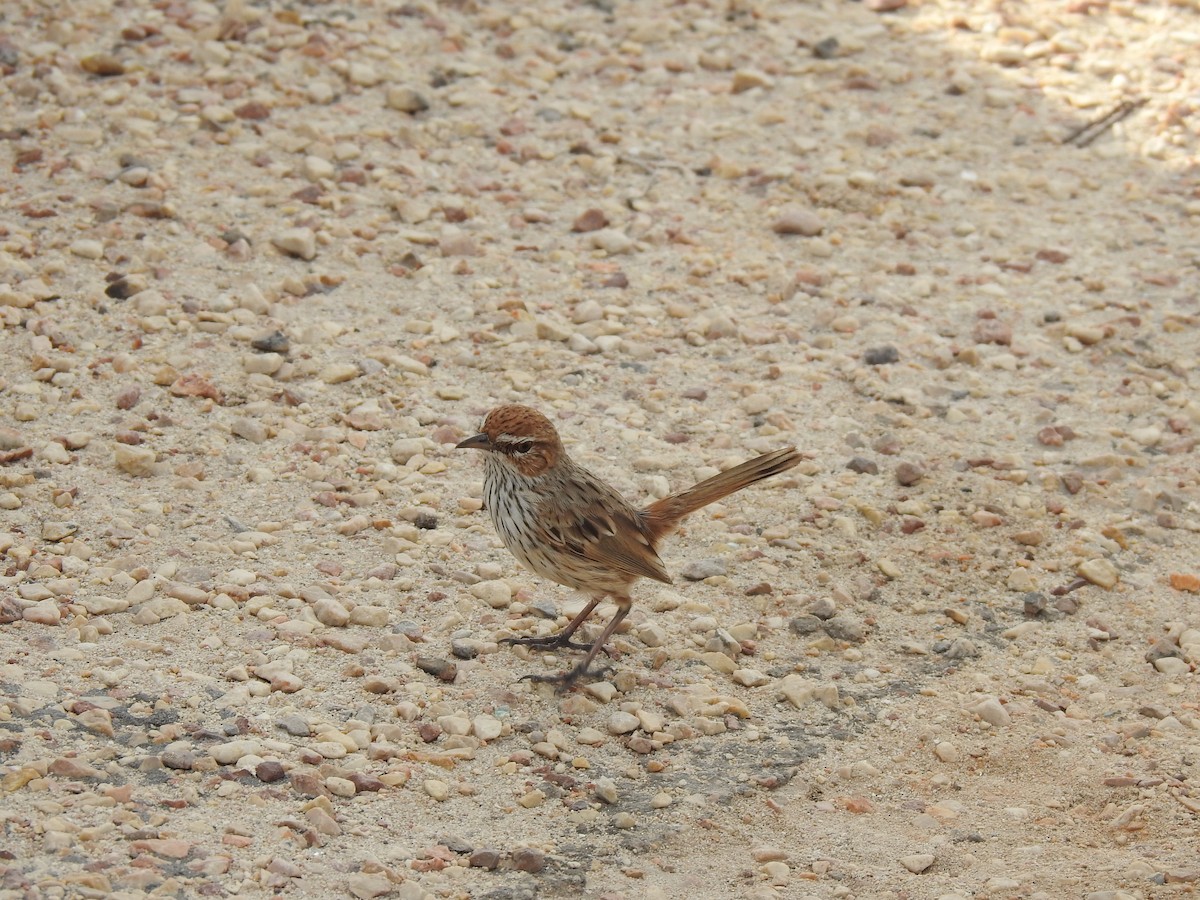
[{"left": 456, "top": 404, "right": 564, "bottom": 477}]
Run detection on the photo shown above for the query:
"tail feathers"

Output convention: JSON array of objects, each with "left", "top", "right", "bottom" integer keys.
[{"left": 642, "top": 447, "right": 802, "bottom": 537}]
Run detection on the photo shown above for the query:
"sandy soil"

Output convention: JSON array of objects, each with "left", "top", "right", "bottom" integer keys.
[{"left": 2, "top": 0, "right": 1199, "bottom": 898}]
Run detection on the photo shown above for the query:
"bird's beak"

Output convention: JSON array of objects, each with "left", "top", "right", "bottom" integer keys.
[{"left": 455, "top": 432, "right": 492, "bottom": 451}]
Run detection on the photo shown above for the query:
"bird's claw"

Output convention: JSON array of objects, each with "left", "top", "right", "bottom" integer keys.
[
  {"left": 501, "top": 633, "right": 593, "bottom": 652},
  {"left": 519, "top": 662, "right": 615, "bottom": 692}
]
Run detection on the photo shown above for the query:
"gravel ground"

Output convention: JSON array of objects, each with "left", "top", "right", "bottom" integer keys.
[{"left": 2, "top": 0, "right": 1199, "bottom": 898}]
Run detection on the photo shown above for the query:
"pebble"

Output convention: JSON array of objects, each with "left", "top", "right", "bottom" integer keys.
[
  {"left": 423, "top": 779, "right": 450, "bottom": 801},
  {"left": 511, "top": 848, "right": 546, "bottom": 873},
  {"left": 271, "top": 228, "right": 318, "bottom": 260},
  {"left": 470, "top": 580, "right": 511, "bottom": 608},
  {"left": 900, "top": 853, "right": 935, "bottom": 873},
  {"left": 864, "top": 345, "right": 899, "bottom": 365},
  {"left": 607, "top": 712, "right": 640, "bottom": 735},
  {"left": 680, "top": 558, "right": 726, "bottom": 580},
  {"left": 931, "top": 744, "right": 960, "bottom": 763},
  {"left": 386, "top": 85, "right": 429, "bottom": 113},
  {"left": 69, "top": 239, "right": 104, "bottom": 259},
  {"left": 973, "top": 698, "right": 1012, "bottom": 727},
  {"left": 469, "top": 849, "right": 500, "bottom": 869},
  {"left": 733, "top": 668, "right": 770, "bottom": 687},
  {"left": 1077, "top": 558, "right": 1119, "bottom": 589},
  {"left": 473, "top": 715, "right": 502, "bottom": 741},
  {"left": 772, "top": 207, "right": 823, "bottom": 236},
  {"left": 895, "top": 461, "right": 926, "bottom": 486}
]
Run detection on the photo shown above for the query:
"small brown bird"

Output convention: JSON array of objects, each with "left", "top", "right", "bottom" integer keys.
[{"left": 457, "top": 404, "right": 802, "bottom": 687}]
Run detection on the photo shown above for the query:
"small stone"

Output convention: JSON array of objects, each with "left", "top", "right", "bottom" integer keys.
[
  {"left": 1169, "top": 573, "right": 1200, "bottom": 592},
  {"left": 572, "top": 208, "right": 609, "bottom": 232},
  {"left": 895, "top": 461, "right": 925, "bottom": 486},
  {"left": 607, "top": 712, "right": 640, "bottom": 735},
  {"left": 933, "top": 741, "right": 959, "bottom": 762},
  {"left": 320, "top": 363, "right": 359, "bottom": 384},
  {"left": 251, "top": 330, "right": 290, "bottom": 354},
  {"left": 733, "top": 668, "right": 770, "bottom": 687},
  {"left": 1077, "top": 558, "right": 1119, "bottom": 589},
  {"left": 680, "top": 558, "right": 726, "bottom": 580},
  {"left": 211, "top": 740, "right": 261, "bottom": 765},
  {"left": 416, "top": 657, "right": 458, "bottom": 682},
  {"left": 900, "top": 853, "right": 935, "bottom": 874},
  {"left": 772, "top": 207, "right": 823, "bottom": 236},
  {"left": 518, "top": 789, "right": 545, "bottom": 808},
  {"left": 302, "top": 155, "right": 335, "bottom": 181},
  {"left": 973, "top": 698, "right": 1011, "bottom": 727},
  {"left": 347, "top": 872, "right": 393, "bottom": 899},
  {"left": 594, "top": 776, "right": 619, "bottom": 804},
  {"left": 114, "top": 444, "right": 157, "bottom": 476},
  {"left": 864, "top": 345, "right": 899, "bottom": 365},
  {"left": 386, "top": 85, "right": 429, "bottom": 113},
  {"left": 230, "top": 417, "right": 268, "bottom": 444},
  {"left": 469, "top": 849, "right": 500, "bottom": 870},
  {"left": 731, "top": 68, "right": 773, "bottom": 93},
  {"left": 1154, "top": 657, "right": 1189, "bottom": 675},
  {"left": 511, "top": 848, "right": 545, "bottom": 874},
  {"left": 589, "top": 228, "right": 634, "bottom": 254},
  {"left": 470, "top": 580, "right": 511, "bottom": 608},
  {"left": 762, "top": 860, "right": 790, "bottom": 884},
  {"left": 256, "top": 761, "right": 286, "bottom": 782},
  {"left": 973, "top": 319, "right": 1012, "bottom": 346},
  {"left": 272, "top": 228, "right": 317, "bottom": 260},
  {"left": 472, "top": 715, "right": 502, "bottom": 741},
  {"left": 81, "top": 53, "right": 126, "bottom": 76},
  {"left": 70, "top": 238, "right": 106, "bottom": 260},
  {"left": 342, "top": 773, "right": 380, "bottom": 794},
  {"left": 314, "top": 597, "right": 350, "bottom": 627},
  {"left": 423, "top": 779, "right": 450, "bottom": 801},
  {"left": 846, "top": 456, "right": 878, "bottom": 475},
  {"left": 161, "top": 749, "right": 197, "bottom": 770}
]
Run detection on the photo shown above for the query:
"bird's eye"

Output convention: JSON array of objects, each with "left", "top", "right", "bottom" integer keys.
[{"left": 513, "top": 440, "right": 534, "bottom": 454}]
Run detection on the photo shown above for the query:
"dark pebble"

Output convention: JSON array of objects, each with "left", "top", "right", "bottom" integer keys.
[
  {"left": 256, "top": 760, "right": 286, "bottom": 783},
  {"left": 348, "top": 772, "right": 384, "bottom": 792},
  {"left": 160, "top": 749, "right": 196, "bottom": 770},
  {"left": 895, "top": 461, "right": 926, "bottom": 486},
  {"left": 450, "top": 640, "right": 479, "bottom": 660},
  {"left": 789, "top": 615, "right": 822, "bottom": 635},
  {"left": 812, "top": 37, "right": 839, "bottom": 58},
  {"left": 469, "top": 849, "right": 501, "bottom": 870},
  {"left": 571, "top": 208, "right": 608, "bottom": 233},
  {"left": 1145, "top": 639, "right": 1182, "bottom": 663},
  {"left": 1022, "top": 592, "right": 1047, "bottom": 617},
  {"left": 846, "top": 456, "right": 878, "bottom": 475},
  {"left": 863, "top": 345, "right": 899, "bottom": 365},
  {"left": 511, "top": 847, "right": 546, "bottom": 874},
  {"left": 414, "top": 512, "right": 438, "bottom": 530},
  {"left": 823, "top": 617, "right": 866, "bottom": 643},
  {"left": 288, "top": 771, "right": 329, "bottom": 797},
  {"left": 251, "top": 330, "right": 290, "bottom": 354},
  {"left": 1054, "top": 595, "right": 1079, "bottom": 615},
  {"left": 745, "top": 582, "right": 773, "bottom": 596},
  {"left": 276, "top": 715, "right": 311, "bottom": 737}
]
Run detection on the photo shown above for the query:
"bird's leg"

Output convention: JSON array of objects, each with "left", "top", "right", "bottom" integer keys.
[
  {"left": 522, "top": 595, "right": 631, "bottom": 691},
  {"left": 501, "top": 595, "right": 602, "bottom": 652}
]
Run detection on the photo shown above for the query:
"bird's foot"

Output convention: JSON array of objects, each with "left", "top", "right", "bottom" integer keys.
[
  {"left": 501, "top": 632, "right": 593, "bottom": 652},
  {"left": 519, "top": 660, "right": 614, "bottom": 692}
]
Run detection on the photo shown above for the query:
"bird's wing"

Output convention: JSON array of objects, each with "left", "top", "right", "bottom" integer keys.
[{"left": 538, "top": 477, "right": 673, "bottom": 585}]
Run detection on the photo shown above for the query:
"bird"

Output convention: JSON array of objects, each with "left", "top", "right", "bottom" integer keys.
[{"left": 456, "top": 404, "right": 802, "bottom": 688}]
